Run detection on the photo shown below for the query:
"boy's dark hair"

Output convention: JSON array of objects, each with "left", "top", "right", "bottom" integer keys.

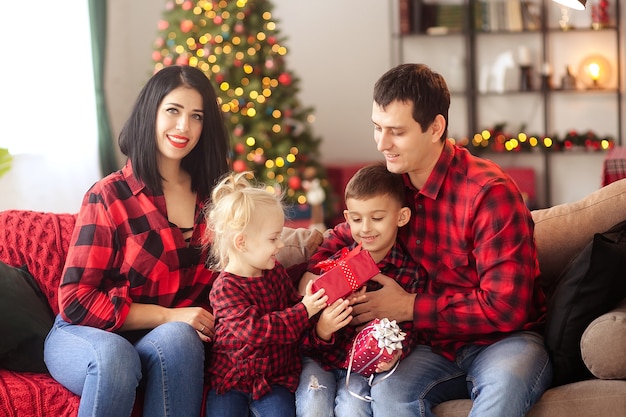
[
  {"left": 373, "top": 63, "right": 449, "bottom": 142},
  {"left": 345, "top": 162, "right": 405, "bottom": 204},
  {"left": 119, "top": 65, "right": 231, "bottom": 197}
]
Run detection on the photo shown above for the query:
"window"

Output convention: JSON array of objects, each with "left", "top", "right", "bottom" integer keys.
[{"left": 0, "top": 2, "right": 100, "bottom": 212}]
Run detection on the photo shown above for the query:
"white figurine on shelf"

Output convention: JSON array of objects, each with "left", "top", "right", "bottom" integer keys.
[{"left": 304, "top": 178, "right": 327, "bottom": 234}]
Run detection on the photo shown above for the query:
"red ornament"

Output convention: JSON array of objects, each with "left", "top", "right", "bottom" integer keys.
[
  {"left": 278, "top": 72, "right": 292, "bottom": 85},
  {"left": 180, "top": 20, "right": 194, "bottom": 33},
  {"left": 163, "top": 56, "right": 173, "bottom": 66},
  {"left": 151, "top": 51, "right": 162, "bottom": 62},
  {"left": 288, "top": 175, "right": 302, "bottom": 190},
  {"left": 234, "top": 143, "right": 245, "bottom": 154},
  {"left": 158, "top": 20, "right": 169, "bottom": 31},
  {"left": 176, "top": 55, "right": 189, "bottom": 65},
  {"left": 233, "top": 160, "right": 247, "bottom": 172},
  {"left": 182, "top": 0, "right": 193, "bottom": 11}
]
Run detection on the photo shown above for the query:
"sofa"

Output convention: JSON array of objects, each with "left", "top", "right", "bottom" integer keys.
[{"left": 1, "top": 178, "right": 626, "bottom": 417}]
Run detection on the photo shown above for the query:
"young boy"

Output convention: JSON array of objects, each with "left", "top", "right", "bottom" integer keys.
[{"left": 296, "top": 162, "right": 423, "bottom": 417}]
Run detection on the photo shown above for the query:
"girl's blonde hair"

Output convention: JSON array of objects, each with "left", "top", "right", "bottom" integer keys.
[{"left": 204, "top": 171, "right": 284, "bottom": 270}]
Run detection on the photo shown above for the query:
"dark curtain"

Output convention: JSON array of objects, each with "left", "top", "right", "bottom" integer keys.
[{"left": 88, "top": 0, "right": 118, "bottom": 177}]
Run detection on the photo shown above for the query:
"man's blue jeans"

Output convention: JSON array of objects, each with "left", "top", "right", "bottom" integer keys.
[
  {"left": 206, "top": 385, "right": 295, "bottom": 417},
  {"left": 297, "top": 331, "right": 552, "bottom": 417},
  {"left": 371, "top": 331, "right": 552, "bottom": 417},
  {"left": 44, "top": 315, "right": 205, "bottom": 417}
]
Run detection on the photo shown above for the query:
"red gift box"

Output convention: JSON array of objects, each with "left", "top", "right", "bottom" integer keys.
[
  {"left": 345, "top": 318, "right": 406, "bottom": 378},
  {"left": 311, "top": 244, "right": 379, "bottom": 305}
]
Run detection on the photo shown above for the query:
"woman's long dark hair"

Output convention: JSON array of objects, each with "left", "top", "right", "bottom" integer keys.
[{"left": 118, "top": 65, "right": 231, "bottom": 197}]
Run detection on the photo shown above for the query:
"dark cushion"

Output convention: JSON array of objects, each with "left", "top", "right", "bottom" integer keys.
[
  {"left": 544, "top": 219, "right": 626, "bottom": 387},
  {"left": 0, "top": 261, "right": 55, "bottom": 373}
]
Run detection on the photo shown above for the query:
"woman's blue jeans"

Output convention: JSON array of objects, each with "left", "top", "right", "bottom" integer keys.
[
  {"left": 206, "top": 385, "right": 295, "bottom": 417},
  {"left": 44, "top": 315, "right": 205, "bottom": 417},
  {"left": 296, "top": 331, "right": 552, "bottom": 417}
]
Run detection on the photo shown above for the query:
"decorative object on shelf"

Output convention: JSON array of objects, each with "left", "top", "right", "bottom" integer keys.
[
  {"left": 591, "top": 0, "right": 610, "bottom": 29},
  {"left": 577, "top": 54, "right": 611, "bottom": 89},
  {"left": 558, "top": 6, "right": 573, "bottom": 30},
  {"left": 561, "top": 65, "right": 578, "bottom": 90},
  {"left": 555, "top": 129, "right": 614, "bottom": 151},
  {"left": 518, "top": 46, "right": 533, "bottom": 91},
  {"left": 552, "top": 0, "right": 587, "bottom": 10},
  {"left": 0, "top": 148, "right": 11, "bottom": 179},
  {"left": 541, "top": 62, "right": 553, "bottom": 90},
  {"left": 482, "top": 51, "right": 515, "bottom": 93},
  {"left": 463, "top": 123, "right": 613, "bottom": 154}
]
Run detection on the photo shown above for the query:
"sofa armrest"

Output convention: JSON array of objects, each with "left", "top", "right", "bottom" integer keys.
[
  {"left": 532, "top": 178, "right": 626, "bottom": 292},
  {"left": 581, "top": 298, "right": 626, "bottom": 380}
]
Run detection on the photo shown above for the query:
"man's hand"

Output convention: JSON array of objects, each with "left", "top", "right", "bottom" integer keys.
[{"left": 350, "top": 274, "right": 416, "bottom": 326}]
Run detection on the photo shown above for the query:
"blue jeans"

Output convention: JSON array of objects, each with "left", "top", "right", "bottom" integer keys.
[
  {"left": 295, "top": 356, "right": 377, "bottom": 417},
  {"left": 44, "top": 315, "right": 205, "bottom": 417},
  {"left": 206, "top": 385, "right": 295, "bottom": 417},
  {"left": 370, "top": 331, "right": 552, "bottom": 417}
]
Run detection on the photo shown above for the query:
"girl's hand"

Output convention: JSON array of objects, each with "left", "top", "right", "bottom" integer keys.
[
  {"left": 301, "top": 279, "right": 328, "bottom": 318},
  {"left": 315, "top": 298, "right": 352, "bottom": 341}
]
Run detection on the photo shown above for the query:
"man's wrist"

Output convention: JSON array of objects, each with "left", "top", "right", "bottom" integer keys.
[{"left": 404, "top": 292, "right": 417, "bottom": 322}]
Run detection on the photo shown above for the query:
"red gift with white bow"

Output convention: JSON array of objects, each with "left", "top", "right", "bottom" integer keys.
[{"left": 345, "top": 318, "right": 406, "bottom": 378}]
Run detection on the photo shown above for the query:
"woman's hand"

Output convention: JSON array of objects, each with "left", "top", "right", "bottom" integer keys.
[
  {"left": 167, "top": 307, "right": 215, "bottom": 342},
  {"left": 121, "top": 303, "right": 215, "bottom": 342}
]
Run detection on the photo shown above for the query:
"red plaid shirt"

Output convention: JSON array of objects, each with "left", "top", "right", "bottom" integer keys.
[
  {"left": 309, "top": 141, "right": 546, "bottom": 361},
  {"left": 58, "top": 162, "right": 217, "bottom": 330},
  {"left": 303, "top": 241, "right": 423, "bottom": 371},
  {"left": 207, "top": 264, "right": 309, "bottom": 399}
]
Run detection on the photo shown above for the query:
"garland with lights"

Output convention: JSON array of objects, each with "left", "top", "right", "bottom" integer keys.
[
  {"left": 455, "top": 123, "right": 614, "bottom": 154},
  {"left": 152, "top": 0, "right": 331, "bottom": 210}
]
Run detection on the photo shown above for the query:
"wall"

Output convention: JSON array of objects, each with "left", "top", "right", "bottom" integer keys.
[{"left": 103, "top": 0, "right": 625, "bottom": 207}]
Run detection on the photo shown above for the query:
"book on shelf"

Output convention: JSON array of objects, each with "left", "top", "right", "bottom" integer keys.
[
  {"left": 413, "top": 2, "right": 464, "bottom": 34},
  {"left": 474, "top": 0, "right": 540, "bottom": 32},
  {"left": 399, "top": 0, "right": 412, "bottom": 34}
]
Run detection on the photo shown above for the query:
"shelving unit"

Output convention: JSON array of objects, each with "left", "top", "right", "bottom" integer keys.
[{"left": 391, "top": 0, "right": 623, "bottom": 207}]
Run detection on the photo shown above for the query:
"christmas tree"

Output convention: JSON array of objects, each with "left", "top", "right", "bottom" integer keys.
[{"left": 152, "top": 0, "right": 330, "bottom": 214}]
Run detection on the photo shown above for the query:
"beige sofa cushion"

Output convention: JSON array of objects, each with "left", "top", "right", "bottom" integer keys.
[
  {"left": 277, "top": 226, "right": 323, "bottom": 268},
  {"left": 581, "top": 299, "right": 626, "bottom": 380},
  {"left": 532, "top": 178, "right": 626, "bottom": 291}
]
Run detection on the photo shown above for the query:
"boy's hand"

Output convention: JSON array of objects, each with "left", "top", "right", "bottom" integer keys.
[
  {"left": 375, "top": 349, "right": 401, "bottom": 373},
  {"left": 301, "top": 279, "right": 328, "bottom": 318},
  {"left": 315, "top": 298, "right": 353, "bottom": 341}
]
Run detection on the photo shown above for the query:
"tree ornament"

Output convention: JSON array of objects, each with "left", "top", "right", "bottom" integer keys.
[
  {"left": 288, "top": 175, "right": 302, "bottom": 191},
  {"left": 278, "top": 72, "right": 292, "bottom": 85},
  {"left": 233, "top": 160, "right": 247, "bottom": 172}
]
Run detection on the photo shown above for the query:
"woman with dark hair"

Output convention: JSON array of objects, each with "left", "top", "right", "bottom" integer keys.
[{"left": 44, "top": 65, "right": 231, "bottom": 417}]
